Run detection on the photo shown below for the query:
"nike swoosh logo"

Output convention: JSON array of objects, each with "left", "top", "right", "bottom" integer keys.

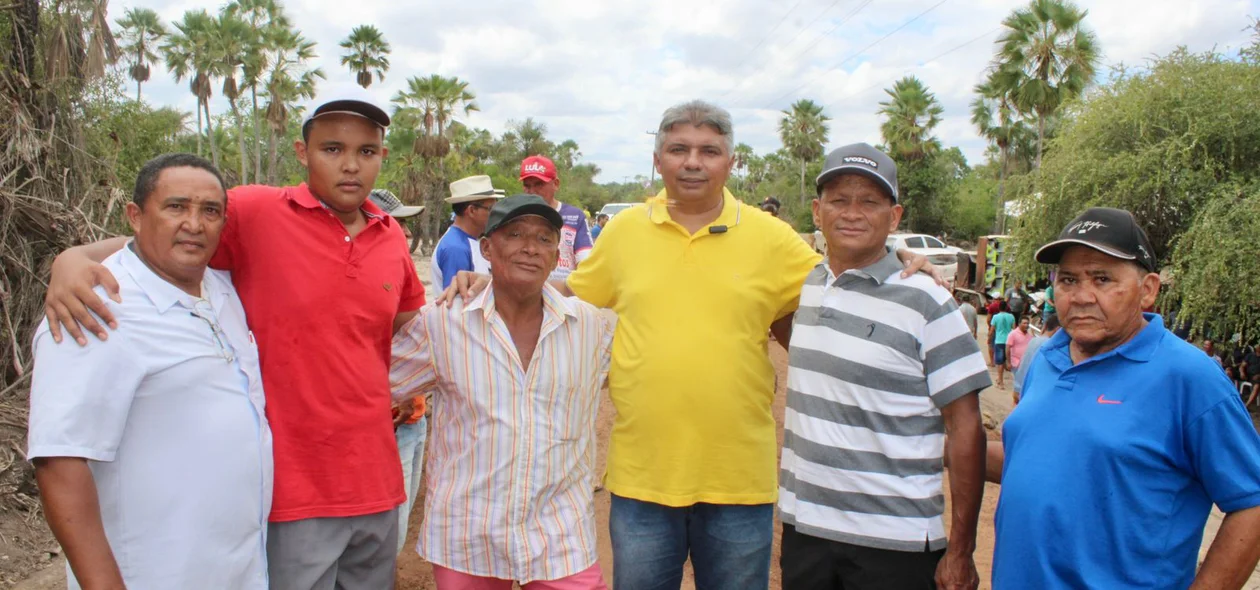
[{"left": 1097, "top": 395, "right": 1122, "bottom": 405}]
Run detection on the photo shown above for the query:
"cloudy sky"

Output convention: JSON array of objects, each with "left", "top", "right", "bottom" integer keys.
[{"left": 119, "top": 0, "right": 1259, "bottom": 183}]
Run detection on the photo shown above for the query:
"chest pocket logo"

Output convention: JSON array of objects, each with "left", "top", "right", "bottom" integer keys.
[{"left": 383, "top": 283, "right": 393, "bottom": 291}]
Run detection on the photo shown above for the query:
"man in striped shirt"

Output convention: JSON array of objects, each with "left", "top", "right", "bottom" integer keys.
[
  {"left": 390, "top": 194, "right": 613, "bottom": 590},
  {"left": 779, "top": 143, "right": 990, "bottom": 590}
]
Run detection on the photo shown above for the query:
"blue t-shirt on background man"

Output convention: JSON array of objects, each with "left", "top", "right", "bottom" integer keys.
[
  {"left": 991, "top": 312, "right": 1015, "bottom": 345},
  {"left": 993, "top": 314, "right": 1260, "bottom": 589},
  {"left": 431, "top": 225, "right": 488, "bottom": 289}
]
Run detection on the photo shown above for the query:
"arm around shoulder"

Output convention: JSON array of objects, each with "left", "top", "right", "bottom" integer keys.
[{"left": 44, "top": 237, "right": 129, "bottom": 345}]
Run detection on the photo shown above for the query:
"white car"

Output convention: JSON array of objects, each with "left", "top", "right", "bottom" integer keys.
[
  {"left": 598, "top": 203, "right": 636, "bottom": 218},
  {"left": 885, "top": 233, "right": 961, "bottom": 284}
]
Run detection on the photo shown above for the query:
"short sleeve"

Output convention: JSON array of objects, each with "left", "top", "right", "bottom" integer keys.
[
  {"left": 922, "top": 302, "right": 992, "bottom": 408},
  {"left": 389, "top": 310, "right": 437, "bottom": 402},
  {"left": 567, "top": 220, "right": 618, "bottom": 309},
  {"left": 1188, "top": 389, "right": 1260, "bottom": 513},
  {"left": 209, "top": 193, "right": 244, "bottom": 271},
  {"left": 573, "top": 209, "right": 594, "bottom": 262},
  {"left": 27, "top": 319, "right": 145, "bottom": 462},
  {"left": 434, "top": 242, "right": 468, "bottom": 290},
  {"left": 210, "top": 186, "right": 272, "bottom": 272},
  {"left": 393, "top": 228, "right": 425, "bottom": 312},
  {"left": 772, "top": 221, "right": 823, "bottom": 319}
]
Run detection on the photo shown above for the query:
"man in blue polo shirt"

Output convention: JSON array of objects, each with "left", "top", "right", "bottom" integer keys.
[{"left": 988, "top": 207, "right": 1260, "bottom": 589}]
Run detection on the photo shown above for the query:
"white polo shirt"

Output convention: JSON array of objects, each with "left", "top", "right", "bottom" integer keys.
[{"left": 27, "top": 242, "right": 272, "bottom": 590}]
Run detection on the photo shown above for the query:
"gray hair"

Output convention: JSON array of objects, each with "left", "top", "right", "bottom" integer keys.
[{"left": 654, "top": 100, "right": 734, "bottom": 155}]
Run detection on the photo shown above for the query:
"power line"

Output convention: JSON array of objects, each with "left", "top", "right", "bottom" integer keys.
[
  {"left": 753, "top": 0, "right": 951, "bottom": 110},
  {"left": 821, "top": 25, "right": 1001, "bottom": 111},
  {"left": 720, "top": 0, "right": 855, "bottom": 99},
  {"left": 728, "top": 0, "right": 808, "bottom": 75}
]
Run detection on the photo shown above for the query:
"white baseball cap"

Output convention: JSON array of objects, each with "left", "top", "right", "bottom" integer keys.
[{"left": 303, "top": 87, "right": 390, "bottom": 129}]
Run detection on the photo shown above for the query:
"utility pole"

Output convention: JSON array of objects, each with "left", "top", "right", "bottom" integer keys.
[{"left": 646, "top": 131, "right": 658, "bottom": 188}]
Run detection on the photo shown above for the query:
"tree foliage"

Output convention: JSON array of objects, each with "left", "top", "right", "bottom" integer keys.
[
  {"left": 340, "top": 25, "right": 390, "bottom": 89},
  {"left": 1007, "top": 43, "right": 1260, "bottom": 335},
  {"left": 993, "top": 0, "right": 1100, "bottom": 167},
  {"left": 778, "top": 99, "right": 829, "bottom": 202},
  {"left": 878, "top": 76, "right": 943, "bottom": 161}
]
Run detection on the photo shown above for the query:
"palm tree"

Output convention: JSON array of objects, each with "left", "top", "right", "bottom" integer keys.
[
  {"left": 116, "top": 7, "right": 165, "bottom": 101},
  {"left": 45, "top": 0, "right": 119, "bottom": 81},
  {"left": 227, "top": 0, "right": 287, "bottom": 181},
  {"left": 212, "top": 11, "right": 255, "bottom": 183},
  {"left": 393, "top": 74, "right": 479, "bottom": 248},
  {"left": 340, "top": 25, "right": 391, "bottom": 89},
  {"left": 994, "top": 0, "right": 1100, "bottom": 168},
  {"left": 163, "top": 9, "right": 219, "bottom": 163},
  {"left": 261, "top": 27, "right": 324, "bottom": 183},
  {"left": 971, "top": 75, "right": 1035, "bottom": 231},
  {"left": 877, "top": 76, "right": 944, "bottom": 162},
  {"left": 778, "top": 99, "right": 830, "bottom": 202}
]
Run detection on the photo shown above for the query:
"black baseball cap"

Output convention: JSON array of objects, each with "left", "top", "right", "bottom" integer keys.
[
  {"left": 815, "top": 143, "right": 899, "bottom": 203},
  {"left": 303, "top": 88, "right": 391, "bottom": 130},
  {"left": 482, "top": 194, "right": 564, "bottom": 238},
  {"left": 1034, "top": 207, "right": 1158, "bottom": 272}
]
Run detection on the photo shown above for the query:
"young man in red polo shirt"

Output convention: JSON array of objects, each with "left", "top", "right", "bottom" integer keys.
[{"left": 43, "top": 89, "right": 424, "bottom": 590}]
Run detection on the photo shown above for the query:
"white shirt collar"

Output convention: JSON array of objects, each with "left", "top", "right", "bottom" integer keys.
[{"left": 118, "top": 240, "right": 229, "bottom": 313}]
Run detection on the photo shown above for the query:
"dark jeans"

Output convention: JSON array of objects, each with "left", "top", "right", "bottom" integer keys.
[
  {"left": 780, "top": 524, "right": 944, "bottom": 590},
  {"left": 609, "top": 494, "right": 773, "bottom": 590}
]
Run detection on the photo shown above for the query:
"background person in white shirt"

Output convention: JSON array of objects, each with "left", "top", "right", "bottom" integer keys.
[
  {"left": 390, "top": 194, "right": 613, "bottom": 590},
  {"left": 27, "top": 153, "right": 272, "bottom": 590}
]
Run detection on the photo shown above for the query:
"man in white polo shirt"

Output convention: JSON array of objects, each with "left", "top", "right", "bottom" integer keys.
[
  {"left": 779, "top": 144, "right": 990, "bottom": 590},
  {"left": 27, "top": 153, "right": 272, "bottom": 589}
]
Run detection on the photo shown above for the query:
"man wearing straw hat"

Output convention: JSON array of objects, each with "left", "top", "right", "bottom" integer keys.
[{"left": 432, "top": 175, "right": 504, "bottom": 290}]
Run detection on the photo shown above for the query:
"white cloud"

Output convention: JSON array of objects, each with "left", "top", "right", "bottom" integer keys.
[{"left": 116, "top": 0, "right": 1260, "bottom": 183}]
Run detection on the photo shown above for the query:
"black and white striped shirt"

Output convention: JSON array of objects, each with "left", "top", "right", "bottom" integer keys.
[{"left": 779, "top": 251, "right": 991, "bottom": 552}]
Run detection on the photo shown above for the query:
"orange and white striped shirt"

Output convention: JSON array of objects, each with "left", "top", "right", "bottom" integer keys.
[{"left": 389, "top": 283, "right": 613, "bottom": 583}]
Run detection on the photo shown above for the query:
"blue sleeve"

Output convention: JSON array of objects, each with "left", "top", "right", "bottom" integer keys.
[
  {"left": 434, "top": 241, "right": 470, "bottom": 290},
  {"left": 1187, "top": 387, "right": 1260, "bottom": 513},
  {"left": 573, "top": 210, "right": 593, "bottom": 255}
]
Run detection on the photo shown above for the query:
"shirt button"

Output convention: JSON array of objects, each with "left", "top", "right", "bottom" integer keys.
[{"left": 343, "top": 236, "right": 350, "bottom": 242}]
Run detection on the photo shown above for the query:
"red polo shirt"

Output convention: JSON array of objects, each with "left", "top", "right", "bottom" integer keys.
[{"left": 212, "top": 183, "right": 425, "bottom": 522}]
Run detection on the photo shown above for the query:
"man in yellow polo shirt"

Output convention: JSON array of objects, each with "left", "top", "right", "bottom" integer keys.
[
  {"left": 444, "top": 100, "right": 932, "bottom": 589},
  {"left": 568, "top": 101, "right": 816, "bottom": 589}
]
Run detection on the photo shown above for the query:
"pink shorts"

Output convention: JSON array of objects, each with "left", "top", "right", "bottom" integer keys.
[{"left": 432, "top": 564, "right": 609, "bottom": 590}]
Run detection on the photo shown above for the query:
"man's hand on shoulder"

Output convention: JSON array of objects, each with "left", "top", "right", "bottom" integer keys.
[
  {"left": 895, "top": 248, "right": 949, "bottom": 286},
  {"left": 436, "top": 271, "right": 490, "bottom": 306},
  {"left": 45, "top": 247, "right": 124, "bottom": 346}
]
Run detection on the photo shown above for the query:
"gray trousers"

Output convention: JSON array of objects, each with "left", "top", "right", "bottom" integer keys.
[{"left": 267, "top": 508, "right": 399, "bottom": 590}]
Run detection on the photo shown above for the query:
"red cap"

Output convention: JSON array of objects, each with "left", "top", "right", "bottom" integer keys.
[{"left": 520, "top": 155, "right": 558, "bottom": 182}]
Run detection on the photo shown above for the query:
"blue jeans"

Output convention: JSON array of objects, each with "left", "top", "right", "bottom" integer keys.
[
  {"left": 395, "top": 417, "right": 427, "bottom": 552},
  {"left": 609, "top": 494, "right": 773, "bottom": 590}
]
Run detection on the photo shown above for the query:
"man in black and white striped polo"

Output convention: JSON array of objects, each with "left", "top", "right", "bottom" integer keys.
[{"left": 778, "top": 143, "right": 991, "bottom": 590}]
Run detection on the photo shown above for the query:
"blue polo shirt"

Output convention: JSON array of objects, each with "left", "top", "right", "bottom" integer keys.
[{"left": 994, "top": 314, "right": 1260, "bottom": 589}]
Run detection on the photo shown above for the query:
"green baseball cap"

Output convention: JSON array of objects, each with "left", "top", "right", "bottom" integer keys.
[{"left": 482, "top": 194, "right": 564, "bottom": 237}]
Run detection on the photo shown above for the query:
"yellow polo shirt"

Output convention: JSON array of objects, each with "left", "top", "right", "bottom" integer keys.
[{"left": 568, "top": 189, "right": 821, "bottom": 506}]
